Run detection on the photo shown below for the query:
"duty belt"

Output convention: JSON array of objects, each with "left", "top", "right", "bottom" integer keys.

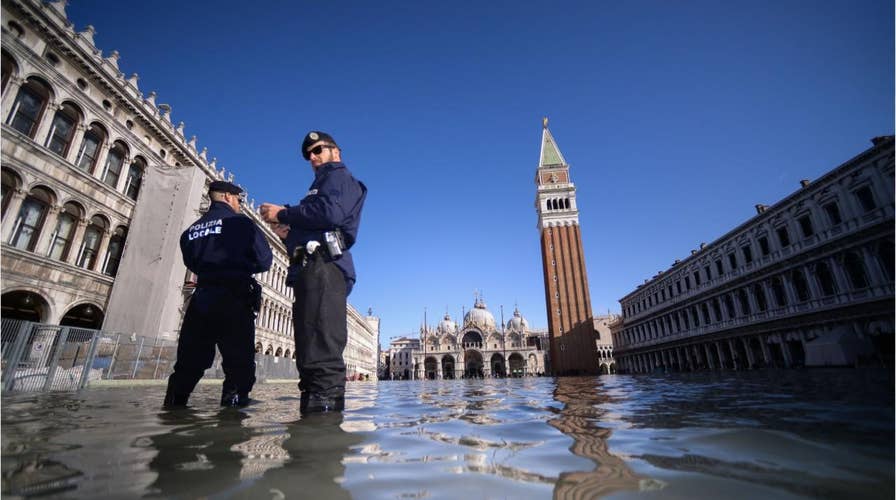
[{"left": 196, "top": 275, "right": 254, "bottom": 288}]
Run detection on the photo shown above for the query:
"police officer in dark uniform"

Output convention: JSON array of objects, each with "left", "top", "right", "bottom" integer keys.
[
  {"left": 259, "top": 131, "right": 366, "bottom": 415},
  {"left": 164, "top": 180, "right": 273, "bottom": 408}
]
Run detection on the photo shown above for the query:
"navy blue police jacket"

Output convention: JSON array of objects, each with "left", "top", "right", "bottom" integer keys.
[
  {"left": 277, "top": 161, "right": 367, "bottom": 295},
  {"left": 181, "top": 201, "right": 273, "bottom": 282}
]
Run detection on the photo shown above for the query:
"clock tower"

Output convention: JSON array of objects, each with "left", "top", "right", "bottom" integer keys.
[{"left": 534, "top": 118, "right": 598, "bottom": 375}]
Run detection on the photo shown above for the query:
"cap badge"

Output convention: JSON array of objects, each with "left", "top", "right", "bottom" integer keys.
[{"left": 309, "top": 132, "right": 319, "bottom": 141}]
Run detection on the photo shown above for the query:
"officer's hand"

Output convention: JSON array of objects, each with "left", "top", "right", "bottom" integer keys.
[
  {"left": 271, "top": 223, "right": 289, "bottom": 239},
  {"left": 258, "top": 203, "right": 285, "bottom": 223}
]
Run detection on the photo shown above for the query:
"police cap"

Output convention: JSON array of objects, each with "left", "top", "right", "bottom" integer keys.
[
  {"left": 301, "top": 131, "right": 338, "bottom": 160},
  {"left": 208, "top": 180, "right": 243, "bottom": 195}
]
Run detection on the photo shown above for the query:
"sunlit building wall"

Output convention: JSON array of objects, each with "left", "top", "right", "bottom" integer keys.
[
  {"left": 613, "top": 136, "right": 894, "bottom": 372},
  {"left": 0, "top": 0, "right": 377, "bottom": 374}
]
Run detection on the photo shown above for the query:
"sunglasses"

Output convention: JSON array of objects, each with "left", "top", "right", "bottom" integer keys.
[{"left": 307, "top": 144, "right": 336, "bottom": 156}]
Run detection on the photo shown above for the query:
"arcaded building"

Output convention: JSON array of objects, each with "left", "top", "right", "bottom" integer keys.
[
  {"left": 613, "top": 136, "right": 894, "bottom": 372},
  {"left": 1, "top": 0, "right": 378, "bottom": 377}
]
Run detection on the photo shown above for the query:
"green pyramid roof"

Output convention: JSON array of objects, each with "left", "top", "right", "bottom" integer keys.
[{"left": 539, "top": 123, "right": 567, "bottom": 168}]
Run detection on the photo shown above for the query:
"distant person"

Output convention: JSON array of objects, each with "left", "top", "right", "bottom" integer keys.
[
  {"left": 164, "top": 181, "right": 272, "bottom": 408},
  {"left": 259, "top": 131, "right": 367, "bottom": 415}
]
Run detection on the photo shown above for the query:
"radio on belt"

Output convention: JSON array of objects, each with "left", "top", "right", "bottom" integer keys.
[{"left": 323, "top": 230, "right": 345, "bottom": 257}]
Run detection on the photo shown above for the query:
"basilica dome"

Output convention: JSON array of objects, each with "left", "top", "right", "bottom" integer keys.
[
  {"left": 437, "top": 313, "right": 457, "bottom": 334},
  {"left": 505, "top": 307, "right": 529, "bottom": 333},
  {"left": 464, "top": 298, "right": 496, "bottom": 331}
]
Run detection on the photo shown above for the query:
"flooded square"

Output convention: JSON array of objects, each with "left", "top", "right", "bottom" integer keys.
[{"left": 1, "top": 370, "right": 892, "bottom": 499}]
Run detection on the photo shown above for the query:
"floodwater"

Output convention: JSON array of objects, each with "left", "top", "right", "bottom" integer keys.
[{"left": 1, "top": 369, "right": 892, "bottom": 499}]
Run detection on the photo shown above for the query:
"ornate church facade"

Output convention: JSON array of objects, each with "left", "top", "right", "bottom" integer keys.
[{"left": 385, "top": 299, "right": 551, "bottom": 380}]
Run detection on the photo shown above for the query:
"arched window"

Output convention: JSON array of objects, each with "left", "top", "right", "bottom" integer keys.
[
  {"left": 101, "top": 141, "right": 127, "bottom": 187},
  {"left": 723, "top": 294, "right": 736, "bottom": 318},
  {"left": 45, "top": 102, "right": 81, "bottom": 158},
  {"left": 843, "top": 252, "right": 869, "bottom": 290},
  {"left": 9, "top": 186, "right": 53, "bottom": 251},
  {"left": 76, "top": 215, "right": 108, "bottom": 269},
  {"left": 47, "top": 202, "right": 82, "bottom": 261},
  {"left": 753, "top": 284, "right": 767, "bottom": 311},
  {"left": 75, "top": 123, "right": 107, "bottom": 173},
  {"left": 737, "top": 289, "right": 751, "bottom": 315},
  {"left": 814, "top": 261, "right": 837, "bottom": 296},
  {"left": 792, "top": 269, "right": 810, "bottom": 302},
  {"left": 103, "top": 226, "right": 127, "bottom": 276},
  {"left": 1, "top": 168, "right": 22, "bottom": 217},
  {"left": 771, "top": 277, "right": 787, "bottom": 307},
  {"left": 125, "top": 157, "right": 145, "bottom": 200},
  {"left": 2, "top": 50, "right": 17, "bottom": 94},
  {"left": 7, "top": 77, "right": 50, "bottom": 138}
]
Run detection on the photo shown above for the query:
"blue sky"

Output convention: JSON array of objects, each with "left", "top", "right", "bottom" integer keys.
[{"left": 66, "top": 1, "right": 894, "bottom": 348}]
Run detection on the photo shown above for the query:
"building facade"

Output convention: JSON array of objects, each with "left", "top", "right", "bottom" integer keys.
[
  {"left": 384, "top": 299, "right": 553, "bottom": 380},
  {"left": 0, "top": 0, "right": 378, "bottom": 378},
  {"left": 613, "top": 136, "right": 894, "bottom": 372},
  {"left": 534, "top": 119, "right": 602, "bottom": 374}
]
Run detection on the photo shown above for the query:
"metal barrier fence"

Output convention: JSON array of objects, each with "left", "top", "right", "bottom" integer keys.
[{"left": 1, "top": 319, "right": 298, "bottom": 393}]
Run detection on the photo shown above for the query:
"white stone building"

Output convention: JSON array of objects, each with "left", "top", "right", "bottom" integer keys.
[
  {"left": 613, "top": 136, "right": 894, "bottom": 372},
  {"left": 0, "top": 0, "right": 378, "bottom": 378}
]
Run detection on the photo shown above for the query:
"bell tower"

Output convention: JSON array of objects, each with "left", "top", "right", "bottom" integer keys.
[{"left": 534, "top": 118, "right": 597, "bottom": 375}]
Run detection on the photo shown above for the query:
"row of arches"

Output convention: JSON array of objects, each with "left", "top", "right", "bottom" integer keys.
[
  {"left": 257, "top": 298, "right": 292, "bottom": 335},
  {"left": 1, "top": 290, "right": 104, "bottom": 328},
  {"left": 2, "top": 168, "right": 129, "bottom": 276},
  {"left": 619, "top": 242, "right": 894, "bottom": 347},
  {"left": 545, "top": 197, "right": 571, "bottom": 211},
  {"left": 419, "top": 351, "right": 537, "bottom": 379},
  {"left": 254, "top": 342, "right": 293, "bottom": 359},
  {"left": 3, "top": 51, "right": 145, "bottom": 201}
]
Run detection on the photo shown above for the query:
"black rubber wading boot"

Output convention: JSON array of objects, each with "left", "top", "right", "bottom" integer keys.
[
  {"left": 220, "top": 389, "right": 251, "bottom": 408},
  {"left": 300, "top": 392, "right": 345, "bottom": 415},
  {"left": 163, "top": 391, "right": 189, "bottom": 408}
]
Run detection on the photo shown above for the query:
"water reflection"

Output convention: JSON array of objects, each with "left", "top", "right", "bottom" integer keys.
[
  {"left": 548, "top": 377, "right": 654, "bottom": 499},
  {"left": 240, "top": 413, "right": 364, "bottom": 499},
  {"left": 146, "top": 408, "right": 258, "bottom": 498},
  {"left": 1, "top": 371, "right": 891, "bottom": 499}
]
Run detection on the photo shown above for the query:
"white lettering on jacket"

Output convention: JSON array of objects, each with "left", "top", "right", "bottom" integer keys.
[{"left": 188, "top": 219, "right": 223, "bottom": 240}]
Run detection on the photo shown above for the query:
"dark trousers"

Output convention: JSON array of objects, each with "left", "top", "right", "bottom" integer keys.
[
  {"left": 292, "top": 253, "right": 348, "bottom": 398},
  {"left": 166, "top": 286, "right": 257, "bottom": 401}
]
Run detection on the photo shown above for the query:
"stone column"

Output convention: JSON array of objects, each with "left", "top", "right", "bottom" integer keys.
[
  {"left": 777, "top": 334, "right": 793, "bottom": 368},
  {"left": 1, "top": 187, "right": 27, "bottom": 242},
  {"left": 66, "top": 217, "right": 89, "bottom": 266},
  {"left": 781, "top": 273, "right": 800, "bottom": 304},
  {"left": 723, "top": 340, "right": 735, "bottom": 369},
  {"left": 91, "top": 142, "right": 111, "bottom": 178},
  {"left": 860, "top": 246, "right": 888, "bottom": 288},
  {"left": 759, "top": 335, "right": 772, "bottom": 366},
  {"left": 828, "top": 256, "right": 852, "bottom": 296},
  {"left": 34, "top": 203, "right": 61, "bottom": 256},
  {"left": 66, "top": 123, "right": 88, "bottom": 165},
  {"left": 715, "top": 342, "right": 726, "bottom": 369},
  {"left": 33, "top": 101, "right": 59, "bottom": 146},
  {"left": 704, "top": 343, "right": 716, "bottom": 370},
  {"left": 1, "top": 76, "right": 24, "bottom": 116},
  {"left": 741, "top": 337, "right": 755, "bottom": 368},
  {"left": 114, "top": 156, "right": 132, "bottom": 193}
]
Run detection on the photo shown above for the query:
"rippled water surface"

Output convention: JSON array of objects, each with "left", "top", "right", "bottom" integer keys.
[{"left": 2, "top": 369, "right": 893, "bottom": 499}]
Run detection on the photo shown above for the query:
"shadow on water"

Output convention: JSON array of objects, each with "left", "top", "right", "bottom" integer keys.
[{"left": 145, "top": 406, "right": 364, "bottom": 499}]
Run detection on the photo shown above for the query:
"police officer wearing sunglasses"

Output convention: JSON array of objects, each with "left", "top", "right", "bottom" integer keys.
[
  {"left": 165, "top": 180, "right": 273, "bottom": 408},
  {"left": 259, "top": 131, "right": 367, "bottom": 415}
]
